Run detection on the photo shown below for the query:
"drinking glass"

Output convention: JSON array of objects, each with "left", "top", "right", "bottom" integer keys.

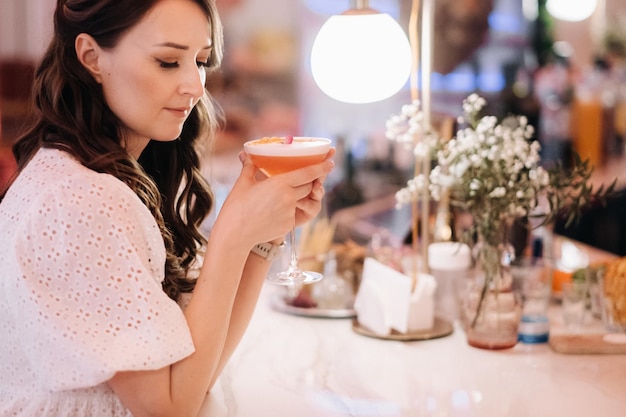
[
  {"left": 512, "top": 257, "right": 553, "bottom": 318},
  {"left": 561, "top": 281, "right": 588, "bottom": 330},
  {"left": 244, "top": 136, "right": 332, "bottom": 285}
]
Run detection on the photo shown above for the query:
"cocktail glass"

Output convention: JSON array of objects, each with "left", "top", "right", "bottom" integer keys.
[{"left": 243, "top": 136, "right": 332, "bottom": 285}]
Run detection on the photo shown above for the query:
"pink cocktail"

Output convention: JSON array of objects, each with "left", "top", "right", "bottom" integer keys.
[
  {"left": 244, "top": 137, "right": 332, "bottom": 176},
  {"left": 243, "top": 136, "right": 332, "bottom": 285}
]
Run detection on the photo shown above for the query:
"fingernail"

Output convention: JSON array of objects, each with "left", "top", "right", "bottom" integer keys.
[{"left": 238, "top": 151, "right": 246, "bottom": 162}]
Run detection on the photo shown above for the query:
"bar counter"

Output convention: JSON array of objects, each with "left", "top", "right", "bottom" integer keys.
[{"left": 197, "top": 283, "right": 626, "bottom": 417}]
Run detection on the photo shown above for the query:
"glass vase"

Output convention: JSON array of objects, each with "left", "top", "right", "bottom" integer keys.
[{"left": 461, "top": 223, "right": 522, "bottom": 350}]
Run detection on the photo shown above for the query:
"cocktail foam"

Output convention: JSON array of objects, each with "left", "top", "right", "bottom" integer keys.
[{"left": 244, "top": 137, "right": 331, "bottom": 157}]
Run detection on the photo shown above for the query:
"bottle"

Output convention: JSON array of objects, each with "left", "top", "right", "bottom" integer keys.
[
  {"left": 312, "top": 251, "right": 353, "bottom": 310},
  {"left": 516, "top": 227, "right": 552, "bottom": 344}
]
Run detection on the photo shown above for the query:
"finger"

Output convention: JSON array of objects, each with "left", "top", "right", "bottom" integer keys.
[
  {"left": 238, "top": 151, "right": 269, "bottom": 181},
  {"left": 279, "top": 158, "right": 335, "bottom": 188},
  {"left": 290, "top": 182, "right": 315, "bottom": 201},
  {"left": 309, "top": 179, "right": 325, "bottom": 201},
  {"left": 271, "top": 147, "right": 335, "bottom": 187},
  {"left": 295, "top": 198, "right": 322, "bottom": 226},
  {"left": 238, "top": 152, "right": 256, "bottom": 176}
]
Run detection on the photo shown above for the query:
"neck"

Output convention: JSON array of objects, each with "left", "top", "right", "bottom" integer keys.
[{"left": 124, "top": 136, "right": 151, "bottom": 159}]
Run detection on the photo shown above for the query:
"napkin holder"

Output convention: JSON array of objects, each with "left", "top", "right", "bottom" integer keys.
[{"left": 354, "top": 257, "right": 436, "bottom": 336}]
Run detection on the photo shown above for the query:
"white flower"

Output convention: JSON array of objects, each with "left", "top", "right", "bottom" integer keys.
[
  {"left": 470, "top": 179, "right": 481, "bottom": 190},
  {"left": 395, "top": 174, "right": 428, "bottom": 207},
  {"left": 413, "top": 141, "right": 430, "bottom": 160},
  {"left": 449, "top": 158, "right": 470, "bottom": 179},
  {"left": 385, "top": 99, "right": 431, "bottom": 151},
  {"left": 390, "top": 92, "right": 600, "bottom": 251},
  {"left": 489, "top": 187, "right": 506, "bottom": 198}
]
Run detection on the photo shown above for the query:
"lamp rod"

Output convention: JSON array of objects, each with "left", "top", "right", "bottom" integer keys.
[
  {"left": 351, "top": 0, "right": 369, "bottom": 9},
  {"left": 344, "top": 0, "right": 377, "bottom": 15}
]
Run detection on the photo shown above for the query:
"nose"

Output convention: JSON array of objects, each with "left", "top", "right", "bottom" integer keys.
[{"left": 179, "top": 66, "right": 206, "bottom": 99}]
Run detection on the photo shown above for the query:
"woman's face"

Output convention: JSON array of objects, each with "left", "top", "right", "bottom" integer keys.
[{"left": 97, "top": 0, "right": 212, "bottom": 156}]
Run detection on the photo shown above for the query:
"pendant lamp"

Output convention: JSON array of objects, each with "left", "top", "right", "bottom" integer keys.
[
  {"left": 310, "top": 0, "right": 412, "bottom": 104},
  {"left": 546, "top": 0, "right": 598, "bottom": 22}
]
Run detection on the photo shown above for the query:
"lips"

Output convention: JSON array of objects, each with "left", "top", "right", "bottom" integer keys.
[{"left": 165, "top": 107, "right": 191, "bottom": 117}]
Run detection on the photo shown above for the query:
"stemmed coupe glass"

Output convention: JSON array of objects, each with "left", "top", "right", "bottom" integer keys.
[{"left": 244, "top": 136, "right": 332, "bottom": 285}]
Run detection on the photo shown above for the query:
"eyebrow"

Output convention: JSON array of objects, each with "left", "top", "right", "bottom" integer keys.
[{"left": 155, "top": 42, "right": 212, "bottom": 50}]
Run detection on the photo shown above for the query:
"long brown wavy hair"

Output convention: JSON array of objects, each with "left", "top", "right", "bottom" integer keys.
[{"left": 4, "top": 0, "right": 224, "bottom": 302}]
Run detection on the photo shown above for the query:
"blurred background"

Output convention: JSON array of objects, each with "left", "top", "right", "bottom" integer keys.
[{"left": 2, "top": 0, "right": 626, "bottom": 254}]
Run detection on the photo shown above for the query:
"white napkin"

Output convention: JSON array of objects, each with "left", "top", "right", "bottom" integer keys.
[{"left": 354, "top": 257, "right": 437, "bottom": 335}]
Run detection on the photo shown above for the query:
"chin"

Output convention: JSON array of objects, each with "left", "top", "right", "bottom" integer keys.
[
  {"left": 152, "top": 130, "right": 183, "bottom": 142},
  {"left": 149, "top": 137, "right": 179, "bottom": 144}
]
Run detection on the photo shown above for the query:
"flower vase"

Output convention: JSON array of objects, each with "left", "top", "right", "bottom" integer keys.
[{"left": 462, "top": 225, "right": 522, "bottom": 350}]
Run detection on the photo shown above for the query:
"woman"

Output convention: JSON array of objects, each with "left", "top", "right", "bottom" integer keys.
[{"left": 0, "top": 0, "right": 334, "bottom": 416}]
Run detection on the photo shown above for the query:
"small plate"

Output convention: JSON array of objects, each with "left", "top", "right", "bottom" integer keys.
[
  {"left": 271, "top": 296, "right": 356, "bottom": 319},
  {"left": 351, "top": 317, "right": 454, "bottom": 341}
]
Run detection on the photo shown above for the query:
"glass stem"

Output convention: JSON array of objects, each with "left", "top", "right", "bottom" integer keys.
[{"left": 288, "top": 228, "right": 301, "bottom": 273}]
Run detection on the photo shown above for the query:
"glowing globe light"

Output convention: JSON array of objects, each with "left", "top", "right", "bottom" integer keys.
[
  {"left": 311, "top": 10, "right": 412, "bottom": 104},
  {"left": 546, "top": 0, "right": 598, "bottom": 22}
]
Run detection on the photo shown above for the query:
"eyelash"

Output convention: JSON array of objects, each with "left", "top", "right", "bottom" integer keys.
[{"left": 157, "top": 60, "right": 211, "bottom": 69}]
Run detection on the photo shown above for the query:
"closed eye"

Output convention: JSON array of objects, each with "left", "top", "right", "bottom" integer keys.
[
  {"left": 157, "top": 59, "right": 211, "bottom": 70},
  {"left": 157, "top": 59, "right": 179, "bottom": 69}
]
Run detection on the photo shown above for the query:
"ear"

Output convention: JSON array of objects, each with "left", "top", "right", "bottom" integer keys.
[{"left": 75, "top": 33, "right": 104, "bottom": 83}]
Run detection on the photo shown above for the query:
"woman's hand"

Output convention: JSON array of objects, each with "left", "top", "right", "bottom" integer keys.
[
  {"left": 294, "top": 177, "right": 326, "bottom": 227},
  {"left": 287, "top": 148, "right": 336, "bottom": 228},
  {"left": 215, "top": 148, "right": 335, "bottom": 248}
]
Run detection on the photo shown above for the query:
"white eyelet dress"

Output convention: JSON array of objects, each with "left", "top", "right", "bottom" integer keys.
[{"left": 0, "top": 148, "right": 195, "bottom": 416}]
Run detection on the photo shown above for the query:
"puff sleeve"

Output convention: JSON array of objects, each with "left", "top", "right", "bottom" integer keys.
[{"left": 9, "top": 174, "right": 195, "bottom": 391}]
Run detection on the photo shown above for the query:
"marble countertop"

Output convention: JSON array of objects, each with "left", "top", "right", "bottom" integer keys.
[{"left": 197, "top": 285, "right": 626, "bottom": 417}]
